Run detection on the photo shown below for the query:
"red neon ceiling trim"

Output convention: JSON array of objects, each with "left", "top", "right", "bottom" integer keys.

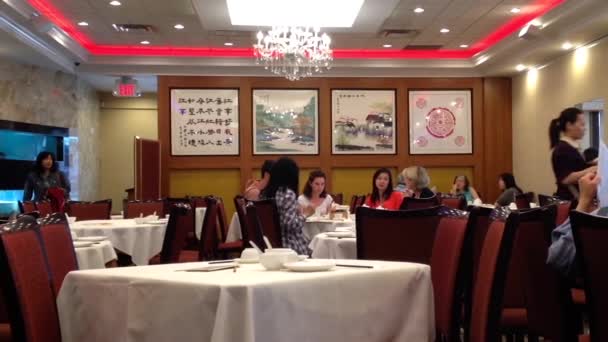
[{"left": 27, "top": 0, "right": 564, "bottom": 59}]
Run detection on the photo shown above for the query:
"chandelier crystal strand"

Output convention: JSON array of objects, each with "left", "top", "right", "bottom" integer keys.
[{"left": 254, "top": 26, "right": 333, "bottom": 81}]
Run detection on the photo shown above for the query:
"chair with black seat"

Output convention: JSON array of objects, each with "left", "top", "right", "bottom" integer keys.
[
  {"left": 400, "top": 195, "right": 440, "bottom": 210},
  {"left": 66, "top": 199, "right": 112, "bottom": 221}
]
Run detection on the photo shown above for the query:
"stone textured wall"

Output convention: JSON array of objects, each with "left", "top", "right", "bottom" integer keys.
[{"left": 0, "top": 58, "right": 100, "bottom": 200}]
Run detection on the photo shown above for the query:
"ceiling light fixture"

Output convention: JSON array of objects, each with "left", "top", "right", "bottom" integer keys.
[
  {"left": 140, "top": 40, "right": 150, "bottom": 45},
  {"left": 224, "top": 42, "right": 234, "bottom": 46},
  {"left": 516, "top": 64, "right": 526, "bottom": 71},
  {"left": 459, "top": 44, "right": 468, "bottom": 48},
  {"left": 174, "top": 24, "right": 184, "bottom": 30},
  {"left": 510, "top": 7, "right": 521, "bottom": 14},
  {"left": 562, "top": 42, "right": 573, "bottom": 50},
  {"left": 414, "top": 7, "right": 424, "bottom": 13},
  {"left": 440, "top": 28, "right": 450, "bottom": 33},
  {"left": 77, "top": 21, "right": 88, "bottom": 26},
  {"left": 109, "top": 1, "right": 121, "bottom": 6},
  {"left": 254, "top": 26, "right": 333, "bottom": 81},
  {"left": 383, "top": 44, "right": 392, "bottom": 48}
]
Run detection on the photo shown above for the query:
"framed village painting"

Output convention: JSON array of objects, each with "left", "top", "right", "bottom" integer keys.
[
  {"left": 252, "top": 89, "right": 319, "bottom": 155},
  {"left": 331, "top": 89, "right": 397, "bottom": 154},
  {"left": 170, "top": 89, "right": 239, "bottom": 156},
  {"left": 408, "top": 90, "right": 472, "bottom": 154}
]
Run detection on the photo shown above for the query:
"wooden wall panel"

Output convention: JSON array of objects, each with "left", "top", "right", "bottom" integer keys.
[{"left": 158, "top": 76, "right": 512, "bottom": 203}]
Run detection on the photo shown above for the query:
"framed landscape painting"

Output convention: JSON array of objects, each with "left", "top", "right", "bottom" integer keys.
[
  {"left": 331, "top": 89, "right": 397, "bottom": 154},
  {"left": 252, "top": 89, "right": 319, "bottom": 155},
  {"left": 408, "top": 90, "right": 472, "bottom": 154}
]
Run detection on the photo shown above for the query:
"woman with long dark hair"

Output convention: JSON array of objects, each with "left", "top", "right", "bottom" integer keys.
[
  {"left": 495, "top": 173, "right": 523, "bottom": 206},
  {"left": 549, "top": 107, "right": 596, "bottom": 200},
  {"left": 23, "top": 151, "right": 70, "bottom": 201},
  {"left": 244, "top": 159, "right": 274, "bottom": 200},
  {"left": 263, "top": 157, "right": 310, "bottom": 255},
  {"left": 364, "top": 168, "right": 403, "bottom": 210},
  {"left": 298, "top": 170, "right": 333, "bottom": 216}
]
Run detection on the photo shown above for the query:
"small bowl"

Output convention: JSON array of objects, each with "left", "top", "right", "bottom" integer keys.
[
  {"left": 134, "top": 217, "right": 147, "bottom": 224},
  {"left": 67, "top": 217, "right": 77, "bottom": 224},
  {"left": 240, "top": 248, "right": 260, "bottom": 261},
  {"left": 259, "top": 249, "right": 298, "bottom": 270}
]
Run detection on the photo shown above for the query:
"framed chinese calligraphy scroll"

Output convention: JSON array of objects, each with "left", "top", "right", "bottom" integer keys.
[
  {"left": 408, "top": 90, "right": 472, "bottom": 155},
  {"left": 252, "top": 89, "right": 319, "bottom": 155},
  {"left": 170, "top": 89, "right": 239, "bottom": 155}
]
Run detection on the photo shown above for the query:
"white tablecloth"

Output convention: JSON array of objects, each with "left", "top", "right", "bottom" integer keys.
[
  {"left": 225, "top": 215, "right": 355, "bottom": 242},
  {"left": 57, "top": 260, "right": 435, "bottom": 342},
  {"left": 309, "top": 233, "right": 358, "bottom": 259},
  {"left": 74, "top": 240, "right": 118, "bottom": 269},
  {"left": 70, "top": 219, "right": 166, "bottom": 266}
]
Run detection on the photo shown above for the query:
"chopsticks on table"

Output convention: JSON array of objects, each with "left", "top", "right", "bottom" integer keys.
[
  {"left": 335, "top": 264, "right": 374, "bottom": 269},
  {"left": 208, "top": 259, "right": 235, "bottom": 264}
]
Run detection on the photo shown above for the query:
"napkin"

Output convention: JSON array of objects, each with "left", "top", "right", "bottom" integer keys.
[
  {"left": 473, "top": 198, "right": 483, "bottom": 206},
  {"left": 508, "top": 202, "right": 518, "bottom": 210},
  {"left": 598, "top": 139, "right": 608, "bottom": 208}
]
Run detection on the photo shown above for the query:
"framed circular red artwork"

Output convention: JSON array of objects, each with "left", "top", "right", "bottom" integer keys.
[{"left": 425, "top": 107, "right": 456, "bottom": 138}]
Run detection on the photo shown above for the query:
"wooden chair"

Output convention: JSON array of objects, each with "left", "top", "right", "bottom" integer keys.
[
  {"left": 150, "top": 203, "right": 197, "bottom": 264},
  {"left": 124, "top": 199, "right": 165, "bottom": 219},
  {"left": 348, "top": 195, "right": 358, "bottom": 214},
  {"left": 439, "top": 195, "right": 467, "bottom": 210},
  {"left": 400, "top": 195, "right": 440, "bottom": 210},
  {"left": 252, "top": 199, "right": 283, "bottom": 249},
  {"left": 39, "top": 213, "right": 78, "bottom": 294},
  {"left": 199, "top": 197, "right": 243, "bottom": 260},
  {"left": 17, "top": 201, "right": 36, "bottom": 214},
  {"left": 515, "top": 192, "right": 535, "bottom": 209},
  {"left": 330, "top": 193, "right": 343, "bottom": 205},
  {"left": 35, "top": 201, "right": 53, "bottom": 217},
  {"left": 245, "top": 203, "right": 270, "bottom": 252},
  {"left": 66, "top": 200, "right": 112, "bottom": 221},
  {"left": 538, "top": 194, "right": 560, "bottom": 207}
]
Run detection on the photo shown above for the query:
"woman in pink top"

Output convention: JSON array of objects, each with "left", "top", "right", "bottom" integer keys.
[{"left": 364, "top": 168, "right": 404, "bottom": 210}]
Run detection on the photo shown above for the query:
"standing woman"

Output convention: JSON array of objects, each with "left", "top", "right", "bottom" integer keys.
[
  {"left": 298, "top": 170, "right": 333, "bottom": 216},
  {"left": 263, "top": 157, "right": 311, "bottom": 255},
  {"left": 23, "top": 151, "right": 70, "bottom": 201},
  {"left": 549, "top": 107, "right": 597, "bottom": 200},
  {"left": 364, "top": 168, "right": 403, "bottom": 210}
]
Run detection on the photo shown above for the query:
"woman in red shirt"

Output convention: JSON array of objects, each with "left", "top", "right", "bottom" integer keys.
[{"left": 364, "top": 168, "right": 404, "bottom": 210}]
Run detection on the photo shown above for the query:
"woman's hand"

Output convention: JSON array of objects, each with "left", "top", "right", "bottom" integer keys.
[{"left": 577, "top": 171, "right": 600, "bottom": 213}]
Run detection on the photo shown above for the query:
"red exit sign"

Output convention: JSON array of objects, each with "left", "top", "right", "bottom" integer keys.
[{"left": 117, "top": 83, "right": 137, "bottom": 97}]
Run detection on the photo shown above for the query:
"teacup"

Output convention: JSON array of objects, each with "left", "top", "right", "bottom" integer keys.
[
  {"left": 530, "top": 202, "right": 538, "bottom": 208},
  {"left": 240, "top": 248, "right": 259, "bottom": 261},
  {"left": 259, "top": 249, "right": 298, "bottom": 270},
  {"left": 67, "top": 216, "right": 77, "bottom": 224}
]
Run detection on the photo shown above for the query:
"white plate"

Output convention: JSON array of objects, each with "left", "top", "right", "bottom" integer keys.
[
  {"left": 298, "top": 255, "right": 309, "bottom": 261},
  {"left": 77, "top": 236, "right": 107, "bottom": 242},
  {"left": 334, "top": 227, "right": 353, "bottom": 232},
  {"left": 147, "top": 220, "right": 168, "bottom": 225},
  {"left": 235, "top": 258, "right": 259, "bottom": 264},
  {"left": 284, "top": 260, "right": 335, "bottom": 272},
  {"left": 73, "top": 241, "right": 94, "bottom": 248},
  {"left": 325, "top": 232, "right": 356, "bottom": 238}
]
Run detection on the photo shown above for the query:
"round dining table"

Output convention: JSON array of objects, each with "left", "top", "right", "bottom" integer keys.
[{"left": 74, "top": 240, "right": 118, "bottom": 269}]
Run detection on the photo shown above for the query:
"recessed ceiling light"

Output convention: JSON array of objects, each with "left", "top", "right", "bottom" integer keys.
[
  {"left": 562, "top": 42, "right": 573, "bottom": 50},
  {"left": 414, "top": 7, "right": 424, "bottom": 13},
  {"left": 77, "top": 21, "right": 88, "bottom": 26},
  {"left": 140, "top": 40, "right": 150, "bottom": 45},
  {"left": 227, "top": 0, "right": 364, "bottom": 27},
  {"left": 224, "top": 42, "right": 234, "bottom": 46},
  {"left": 109, "top": 1, "right": 121, "bottom": 6},
  {"left": 516, "top": 64, "right": 526, "bottom": 71},
  {"left": 440, "top": 28, "right": 450, "bottom": 33},
  {"left": 459, "top": 44, "right": 468, "bottom": 48},
  {"left": 174, "top": 24, "right": 185, "bottom": 30},
  {"left": 510, "top": 7, "right": 521, "bottom": 14},
  {"left": 383, "top": 44, "right": 392, "bottom": 48}
]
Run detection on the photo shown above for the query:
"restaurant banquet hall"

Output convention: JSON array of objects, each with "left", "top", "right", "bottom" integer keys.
[{"left": 1, "top": 0, "right": 608, "bottom": 341}]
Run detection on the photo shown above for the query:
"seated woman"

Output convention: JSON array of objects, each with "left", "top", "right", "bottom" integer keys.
[
  {"left": 450, "top": 175, "right": 480, "bottom": 203},
  {"left": 401, "top": 166, "right": 434, "bottom": 199},
  {"left": 298, "top": 170, "right": 333, "bottom": 216},
  {"left": 244, "top": 160, "right": 274, "bottom": 200},
  {"left": 263, "top": 157, "right": 311, "bottom": 255},
  {"left": 495, "top": 173, "right": 523, "bottom": 207},
  {"left": 364, "top": 168, "right": 403, "bottom": 210}
]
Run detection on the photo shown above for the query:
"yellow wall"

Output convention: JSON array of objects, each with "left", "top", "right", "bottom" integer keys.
[
  {"left": 99, "top": 93, "right": 158, "bottom": 213},
  {"left": 512, "top": 38, "right": 608, "bottom": 197}
]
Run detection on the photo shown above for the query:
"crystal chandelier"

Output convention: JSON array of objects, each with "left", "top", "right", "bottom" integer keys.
[{"left": 253, "top": 26, "right": 333, "bottom": 81}]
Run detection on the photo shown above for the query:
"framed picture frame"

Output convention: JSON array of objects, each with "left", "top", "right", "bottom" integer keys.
[
  {"left": 408, "top": 90, "right": 473, "bottom": 155},
  {"left": 170, "top": 88, "right": 239, "bottom": 156},
  {"left": 331, "top": 89, "right": 397, "bottom": 154},
  {"left": 252, "top": 89, "right": 319, "bottom": 155}
]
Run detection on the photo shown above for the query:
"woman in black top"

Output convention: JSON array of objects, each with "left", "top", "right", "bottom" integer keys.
[
  {"left": 549, "top": 107, "right": 596, "bottom": 200},
  {"left": 23, "top": 152, "right": 70, "bottom": 201}
]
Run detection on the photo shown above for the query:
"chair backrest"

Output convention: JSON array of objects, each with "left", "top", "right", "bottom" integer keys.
[
  {"left": 400, "top": 195, "right": 440, "bottom": 210},
  {"left": 469, "top": 208, "right": 519, "bottom": 342},
  {"left": 571, "top": 210, "right": 608, "bottom": 342},
  {"left": 124, "top": 200, "right": 165, "bottom": 219},
  {"left": 35, "top": 201, "right": 54, "bottom": 217},
  {"left": 555, "top": 201, "right": 572, "bottom": 226},
  {"left": 199, "top": 196, "right": 220, "bottom": 260},
  {"left": 0, "top": 216, "right": 62, "bottom": 342},
  {"left": 355, "top": 195, "right": 366, "bottom": 209},
  {"left": 517, "top": 206, "right": 579, "bottom": 342},
  {"left": 39, "top": 213, "right": 78, "bottom": 294},
  {"left": 349, "top": 195, "right": 358, "bottom": 214},
  {"left": 515, "top": 192, "right": 534, "bottom": 209},
  {"left": 234, "top": 196, "right": 250, "bottom": 242},
  {"left": 538, "top": 194, "right": 560, "bottom": 207},
  {"left": 66, "top": 200, "right": 112, "bottom": 221},
  {"left": 330, "top": 193, "right": 344, "bottom": 205},
  {"left": 356, "top": 206, "right": 441, "bottom": 264},
  {"left": 252, "top": 199, "right": 283, "bottom": 249},
  {"left": 244, "top": 203, "right": 269, "bottom": 252},
  {"left": 439, "top": 196, "right": 467, "bottom": 210},
  {"left": 164, "top": 197, "right": 189, "bottom": 216},
  {"left": 216, "top": 197, "right": 229, "bottom": 242},
  {"left": 430, "top": 207, "right": 471, "bottom": 341},
  {"left": 18, "top": 201, "right": 36, "bottom": 214},
  {"left": 191, "top": 196, "right": 207, "bottom": 209},
  {"left": 159, "top": 203, "right": 192, "bottom": 263}
]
